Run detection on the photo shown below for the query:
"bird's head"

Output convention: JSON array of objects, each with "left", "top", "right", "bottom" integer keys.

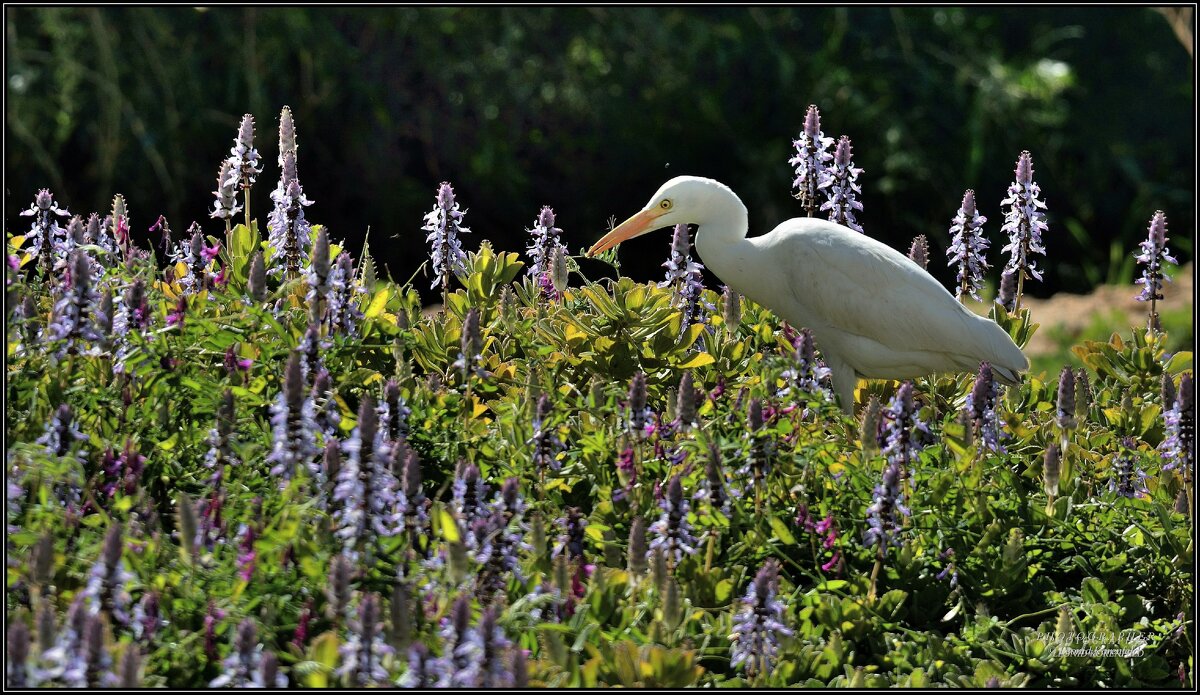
[{"left": 587, "top": 176, "right": 722, "bottom": 257}]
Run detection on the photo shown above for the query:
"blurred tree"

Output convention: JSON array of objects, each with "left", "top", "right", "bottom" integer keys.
[{"left": 5, "top": 7, "right": 1193, "bottom": 302}]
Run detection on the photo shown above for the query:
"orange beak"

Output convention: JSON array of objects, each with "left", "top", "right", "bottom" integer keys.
[{"left": 586, "top": 208, "right": 664, "bottom": 257}]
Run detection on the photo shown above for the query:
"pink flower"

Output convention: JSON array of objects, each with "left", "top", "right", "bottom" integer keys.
[{"left": 202, "top": 241, "right": 222, "bottom": 263}]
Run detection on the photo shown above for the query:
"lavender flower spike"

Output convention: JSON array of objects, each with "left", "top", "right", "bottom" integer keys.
[
  {"left": 729, "top": 559, "right": 794, "bottom": 680},
  {"left": 863, "top": 458, "right": 909, "bottom": 548},
  {"left": 278, "top": 105, "right": 297, "bottom": 166},
  {"left": 209, "top": 619, "right": 287, "bottom": 688},
  {"left": 660, "top": 224, "right": 708, "bottom": 326},
  {"left": 20, "top": 188, "right": 70, "bottom": 274},
  {"left": 210, "top": 158, "right": 242, "bottom": 224},
  {"left": 1134, "top": 210, "right": 1177, "bottom": 331},
  {"left": 47, "top": 250, "right": 102, "bottom": 356},
  {"left": 946, "top": 190, "right": 990, "bottom": 302},
  {"left": 647, "top": 475, "right": 699, "bottom": 567},
  {"left": 266, "top": 352, "right": 319, "bottom": 485},
  {"left": 333, "top": 396, "right": 402, "bottom": 561},
  {"left": 908, "top": 235, "right": 929, "bottom": 269},
  {"left": 423, "top": 182, "right": 471, "bottom": 295},
  {"left": 1160, "top": 372, "right": 1194, "bottom": 478},
  {"left": 228, "top": 114, "right": 263, "bottom": 193},
  {"left": 969, "top": 362, "right": 1004, "bottom": 453},
  {"left": 999, "top": 151, "right": 1049, "bottom": 307},
  {"left": 789, "top": 105, "right": 835, "bottom": 217},
  {"left": 819, "top": 135, "right": 865, "bottom": 233},
  {"left": 527, "top": 205, "right": 566, "bottom": 290},
  {"left": 337, "top": 594, "right": 394, "bottom": 687}
]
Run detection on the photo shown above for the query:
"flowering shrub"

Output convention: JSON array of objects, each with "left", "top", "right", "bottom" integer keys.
[{"left": 3, "top": 107, "right": 1193, "bottom": 689}]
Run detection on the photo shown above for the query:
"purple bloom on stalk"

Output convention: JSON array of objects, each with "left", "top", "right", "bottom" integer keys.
[
  {"left": 7, "top": 620, "right": 33, "bottom": 688},
  {"left": 82, "top": 524, "right": 134, "bottom": 625},
  {"left": 236, "top": 523, "right": 257, "bottom": 581},
  {"left": 266, "top": 353, "right": 319, "bottom": 485},
  {"left": 1160, "top": 372, "right": 1194, "bottom": 476},
  {"left": 131, "top": 592, "right": 163, "bottom": 642},
  {"left": 946, "top": 190, "right": 990, "bottom": 302},
  {"left": 474, "top": 478, "right": 532, "bottom": 597},
  {"left": 969, "top": 362, "right": 1004, "bottom": 452},
  {"left": 1056, "top": 366, "right": 1077, "bottom": 430},
  {"left": 660, "top": 224, "right": 709, "bottom": 326},
  {"left": 818, "top": 135, "right": 865, "bottom": 233},
  {"left": 1110, "top": 438, "right": 1149, "bottom": 499},
  {"left": 626, "top": 372, "right": 651, "bottom": 437},
  {"left": 729, "top": 559, "right": 793, "bottom": 679},
  {"left": 552, "top": 506, "right": 588, "bottom": 562},
  {"left": 527, "top": 205, "right": 567, "bottom": 294},
  {"left": 396, "top": 643, "right": 437, "bottom": 688},
  {"left": 529, "top": 394, "right": 565, "bottom": 474},
  {"left": 211, "top": 159, "right": 242, "bottom": 224},
  {"left": 333, "top": 397, "right": 402, "bottom": 561},
  {"left": 228, "top": 114, "right": 263, "bottom": 191},
  {"left": 780, "top": 328, "right": 833, "bottom": 402},
  {"left": 445, "top": 607, "right": 515, "bottom": 688},
  {"left": 1134, "top": 211, "right": 1178, "bottom": 330},
  {"left": 47, "top": 250, "right": 102, "bottom": 355},
  {"left": 877, "top": 381, "right": 929, "bottom": 476},
  {"left": 647, "top": 475, "right": 699, "bottom": 566},
  {"left": 789, "top": 105, "right": 835, "bottom": 217},
  {"left": 453, "top": 307, "right": 487, "bottom": 379},
  {"left": 38, "top": 403, "right": 88, "bottom": 465},
  {"left": 326, "top": 252, "right": 364, "bottom": 338},
  {"left": 166, "top": 295, "right": 187, "bottom": 328},
  {"left": 397, "top": 448, "right": 429, "bottom": 535},
  {"left": 452, "top": 462, "right": 490, "bottom": 533},
  {"left": 423, "top": 182, "right": 471, "bottom": 293},
  {"left": 209, "top": 619, "right": 286, "bottom": 688},
  {"left": 864, "top": 458, "right": 909, "bottom": 548},
  {"left": 20, "top": 188, "right": 70, "bottom": 274},
  {"left": 312, "top": 369, "right": 342, "bottom": 444},
  {"left": 100, "top": 439, "right": 145, "bottom": 499},
  {"left": 337, "top": 594, "right": 393, "bottom": 687},
  {"left": 999, "top": 151, "right": 1049, "bottom": 295},
  {"left": 908, "top": 235, "right": 929, "bottom": 269}
]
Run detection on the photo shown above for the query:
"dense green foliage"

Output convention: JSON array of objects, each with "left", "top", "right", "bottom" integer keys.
[
  {"left": 5, "top": 202, "right": 1194, "bottom": 686},
  {"left": 5, "top": 7, "right": 1193, "bottom": 301}
]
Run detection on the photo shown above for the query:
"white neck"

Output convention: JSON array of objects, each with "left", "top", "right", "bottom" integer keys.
[{"left": 690, "top": 180, "right": 751, "bottom": 283}]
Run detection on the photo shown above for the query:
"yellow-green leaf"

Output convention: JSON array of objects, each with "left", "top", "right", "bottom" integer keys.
[
  {"left": 678, "top": 352, "right": 716, "bottom": 369},
  {"left": 769, "top": 516, "right": 797, "bottom": 545},
  {"left": 364, "top": 288, "right": 391, "bottom": 319},
  {"left": 438, "top": 509, "right": 461, "bottom": 543}
]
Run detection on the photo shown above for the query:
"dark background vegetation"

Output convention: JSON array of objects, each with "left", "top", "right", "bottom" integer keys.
[{"left": 5, "top": 7, "right": 1193, "bottom": 304}]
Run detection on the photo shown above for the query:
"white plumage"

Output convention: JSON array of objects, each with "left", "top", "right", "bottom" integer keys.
[{"left": 588, "top": 176, "right": 1028, "bottom": 411}]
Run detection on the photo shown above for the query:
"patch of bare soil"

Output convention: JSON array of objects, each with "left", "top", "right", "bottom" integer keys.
[{"left": 1019, "top": 263, "right": 1193, "bottom": 356}]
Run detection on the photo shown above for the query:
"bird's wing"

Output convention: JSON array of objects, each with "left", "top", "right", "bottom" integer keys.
[{"left": 758, "top": 218, "right": 1026, "bottom": 376}]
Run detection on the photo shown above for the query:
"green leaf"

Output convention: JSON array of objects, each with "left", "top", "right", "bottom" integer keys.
[
  {"left": 677, "top": 352, "right": 716, "bottom": 369},
  {"left": 768, "top": 516, "right": 797, "bottom": 545}
]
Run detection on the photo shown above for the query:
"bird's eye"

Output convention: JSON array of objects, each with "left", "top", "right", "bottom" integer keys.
[{"left": 660, "top": 199, "right": 672, "bottom": 210}]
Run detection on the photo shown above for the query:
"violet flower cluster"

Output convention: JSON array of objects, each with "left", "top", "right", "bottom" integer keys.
[
  {"left": 999, "top": 151, "right": 1049, "bottom": 298},
  {"left": 209, "top": 619, "right": 287, "bottom": 688},
  {"left": 1110, "top": 438, "right": 1149, "bottom": 499},
  {"left": 780, "top": 328, "right": 833, "bottom": 402},
  {"left": 47, "top": 251, "right": 102, "bottom": 357},
  {"left": 324, "top": 253, "right": 365, "bottom": 338},
  {"left": 729, "top": 559, "right": 793, "bottom": 679},
  {"left": 81, "top": 524, "right": 133, "bottom": 625},
  {"left": 863, "top": 457, "right": 909, "bottom": 549},
  {"left": 877, "top": 381, "right": 929, "bottom": 476},
  {"left": 659, "top": 223, "right": 709, "bottom": 326},
  {"left": 423, "top": 182, "right": 470, "bottom": 294},
  {"left": 529, "top": 393, "right": 565, "bottom": 474},
  {"left": 527, "top": 206, "right": 567, "bottom": 298},
  {"left": 968, "top": 362, "right": 1004, "bottom": 453},
  {"left": 1134, "top": 210, "right": 1177, "bottom": 330},
  {"left": 819, "top": 135, "right": 865, "bottom": 233},
  {"left": 647, "top": 475, "right": 699, "bottom": 567},
  {"left": 337, "top": 594, "right": 393, "bottom": 687},
  {"left": 333, "top": 397, "right": 402, "bottom": 562},
  {"left": 789, "top": 105, "right": 834, "bottom": 217},
  {"left": 1160, "top": 373, "right": 1193, "bottom": 477},
  {"left": 20, "top": 188, "right": 70, "bottom": 275},
  {"left": 946, "top": 189, "right": 990, "bottom": 302},
  {"left": 266, "top": 353, "right": 319, "bottom": 485}
]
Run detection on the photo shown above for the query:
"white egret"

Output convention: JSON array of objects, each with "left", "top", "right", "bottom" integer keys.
[{"left": 587, "top": 176, "right": 1028, "bottom": 412}]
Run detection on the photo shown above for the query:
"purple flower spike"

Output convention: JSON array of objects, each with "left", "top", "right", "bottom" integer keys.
[
  {"left": 818, "top": 135, "right": 865, "bottom": 233},
  {"left": 999, "top": 151, "right": 1049, "bottom": 306},
  {"left": 647, "top": 475, "right": 698, "bottom": 567},
  {"left": 789, "top": 105, "right": 835, "bottom": 217},
  {"left": 969, "top": 362, "right": 1004, "bottom": 453},
  {"left": 780, "top": 327, "right": 833, "bottom": 402},
  {"left": 1160, "top": 372, "right": 1193, "bottom": 479},
  {"left": 333, "top": 396, "right": 401, "bottom": 561},
  {"left": 20, "top": 188, "right": 70, "bottom": 275},
  {"left": 424, "top": 181, "right": 471, "bottom": 295},
  {"left": 527, "top": 205, "right": 566, "bottom": 298},
  {"left": 729, "top": 559, "right": 793, "bottom": 679},
  {"left": 946, "top": 190, "right": 990, "bottom": 302},
  {"left": 229, "top": 114, "right": 263, "bottom": 191},
  {"left": 266, "top": 353, "right": 319, "bottom": 485},
  {"left": 211, "top": 159, "right": 242, "bottom": 222},
  {"left": 660, "top": 224, "right": 709, "bottom": 327},
  {"left": 1134, "top": 210, "right": 1178, "bottom": 330}
]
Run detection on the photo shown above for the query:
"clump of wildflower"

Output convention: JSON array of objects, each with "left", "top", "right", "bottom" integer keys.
[
  {"left": 311, "top": 369, "right": 341, "bottom": 444},
  {"left": 100, "top": 438, "right": 145, "bottom": 501},
  {"left": 660, "top": 224, "right": 708, "bottom": 326},
  {"left": 553, "top": 506, "right": 588, "bottom": 562},
  {"left": 729, "top": 558, "right": 793, "bottom": 680},
  {"left": 999, "top": 151, "right": 1049, "bottom": 308},
  {"left": 969, "top": 363, "right": 1004, "bottom": 452},
  {"left": 297, "top": 322, "right": 324, "bottom": 383},
  {"left": 228, "top": 114, "right": 264, "bottom": 195},
  {"left": 819, "top": 135, "right": 865, "bottom": 233},
  {"left": 170, "top": 227, "right": 219, "bottom": 295},
  {"left": 326, "top": 555, "right": 354, "bottom": 625},
  {"left": 908, "top": 235, "right": 929, "bottom": 269},
  {"left": 473, "top": 481, "right": 532, "bottom": 601},
  {"left": 38, "top": 403, "right": 88, "bottom": 467},
  {"left": 334, "top": 397, "right": 401, "bottom": 562},
  {"left": 266, "top": 352, "right": 319, "bottom": 485},
  {"left": 453, "top": 308, "right": 486, "bottom": 379},
  {"left": 790, "top": 105, "right": 835, "bottom": 217},
  {"left": 1160, "top": 372, "right": 1194, "bottom": 478},
  {"left": 210, "top": 619, "right": 286, "bottom": 688},
  {"left": 378, "top": 379, "right": 410, "bottom": 444},
  {"left": 397, "top": 448, "right": 428, "bottom": 539},
  {"left": 864, "top": 458, "right": 909, "bottom": 549},
  {"left": 20, "top": 188, "right": 70, "bottom": 275},
  {"left": 738, "top": 397, "right": 775, "bottom": 496},
  {"left": 648, "top": 475, "right": 699, "bottom": 568},
  {"left": 1134, "top": 211, "right": 1177, "bottom": 331},
  {"left": 781, "top": 328, "right": 833, "bottom": 402},
  {"left": 85, "top": 212, "right": 118, "bottom": 261},
  {"left": 166, "top": 294, "right": 187, "bottom": 328},
  {"left": 1110, "top": 438, "right": 1149, "bottom": 499},
  {"left": 236, "top": 521, "right": 257, "bottom": 581},
  {"left": 210, "top": 159, "right": 242, "bottom": 227},
  {"left": 877, "top": 381, "right": 928, "bottom": 478},
  {"left": 82, "top": 524, "right": 133, "bottom": 625},
  {"left": 936, "top": 547, "right": 959, "bottom": 589},
  {"left": 47, "top": 250, "right": 102, "bottom": 356},
  {"left": 527, "top": 206, "right": 567, "bottom": 295},
  {"left": 326, "top": 252, "right": 365, "bottom": 338},
  {"left": 529, "top": 393, "right": 565, "bottom": 475},
  {"left": 695, "top": 442, "right": 730, "bottom": 514},
  {"left": 424, "top": 182, "right": 470, "bottom": 297},
  {"left": 131, "top": 591, "right": 162, "bottom": 642},
  {"left": 946, "top": 190, "right": 990, "bottom": 302}
]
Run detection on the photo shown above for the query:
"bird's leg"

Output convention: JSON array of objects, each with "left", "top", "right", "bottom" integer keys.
[{"left": 826, "top": 356, "right": 857, "bottom": 415}]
